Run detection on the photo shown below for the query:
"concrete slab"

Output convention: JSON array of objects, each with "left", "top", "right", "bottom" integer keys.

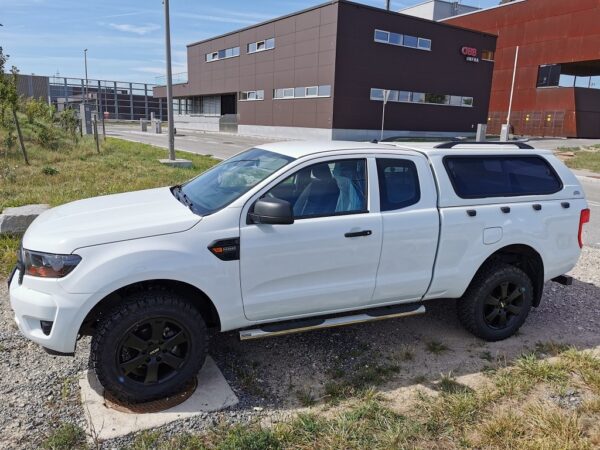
[
  {"left": 159, "top": 158, "right": 193, "bottom": 168},
  {"left": 0, "top": 204, "right": 49, "bottom": 234},
  {"left": 79, "top": 356, "right": 238, "bottom": 440}
]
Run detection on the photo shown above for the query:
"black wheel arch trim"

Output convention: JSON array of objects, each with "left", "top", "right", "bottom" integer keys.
[{"left": 466, "top": 244, "right": 544, "bottom": 308}]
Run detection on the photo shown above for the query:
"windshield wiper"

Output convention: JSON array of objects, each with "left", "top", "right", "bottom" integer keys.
[{"left": 171, "top": 185, "right": 197, "bottom": 213}]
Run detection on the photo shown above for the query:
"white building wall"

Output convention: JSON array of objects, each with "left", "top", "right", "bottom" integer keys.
[{"left": 399, "top": 0, "right": 479, "bottom": 21}]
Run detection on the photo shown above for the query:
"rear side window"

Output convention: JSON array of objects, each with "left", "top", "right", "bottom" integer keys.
[
  {"left": 377, "top": 159, "right": 420, "bottom": 211},
  {"left": 443, "top": 156, "right": 562, "bottom": 198}
]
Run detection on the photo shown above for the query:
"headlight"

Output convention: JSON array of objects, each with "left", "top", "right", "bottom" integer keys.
[{"left": 23, "top": 249, "right": 82, "bottom": 278}]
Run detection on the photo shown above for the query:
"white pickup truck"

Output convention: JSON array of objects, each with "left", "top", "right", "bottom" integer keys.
[{"left": 9, "top": 141, "right": 590, "bottom": 403}]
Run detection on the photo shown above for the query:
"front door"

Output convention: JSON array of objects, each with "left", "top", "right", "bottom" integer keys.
[{"left": 239, "top": 157, "right": 382, "bottom": 321}]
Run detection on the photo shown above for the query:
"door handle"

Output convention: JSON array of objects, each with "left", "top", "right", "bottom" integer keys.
[{"left": 345, "top": 230, "right": 372, "bottom": 238}]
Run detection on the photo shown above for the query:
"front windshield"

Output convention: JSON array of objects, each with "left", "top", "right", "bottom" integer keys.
[{"left": 180, "top": 148, "right": 294, "bottom": 215}]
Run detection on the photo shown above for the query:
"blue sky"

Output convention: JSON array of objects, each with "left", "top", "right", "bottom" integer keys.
[{"left": 0, "top": 0, "right": 499, "bottom": 84}]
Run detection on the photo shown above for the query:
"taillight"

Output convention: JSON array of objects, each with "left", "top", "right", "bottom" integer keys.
[{"left": 578, "top": 208, "right": 590, "bottom": 248}]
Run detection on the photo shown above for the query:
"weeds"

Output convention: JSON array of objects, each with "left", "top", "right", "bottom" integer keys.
[
  {"left": 42, "top": 423, "right": 86, "bottom": 450},
  {"left": 437, "top": 372, "right": 474, "bottom": 395},
  {"left": 324, "top": 363, "right": 399, "bottom": 402},
  {"left": 296, "top": 389, "right": 317, "bottom": 407},
  {"left": 425, "top": 340, "right": 450, "bottom": 355},
  {"left": 534, "top": 340, "right": 571, "bottom": 356}
]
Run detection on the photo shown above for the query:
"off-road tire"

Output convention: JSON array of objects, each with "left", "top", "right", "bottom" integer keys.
[
  {"left": 91, "top": 291, "right": 208, "bottom": 403},
  {"left": 457, "top": 262, "right": 533, "bottom": 341}
]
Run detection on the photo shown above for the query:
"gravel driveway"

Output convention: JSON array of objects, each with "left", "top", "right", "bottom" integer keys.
[{"left": 1, "top": 248, "right": 599, "bottom": 449}]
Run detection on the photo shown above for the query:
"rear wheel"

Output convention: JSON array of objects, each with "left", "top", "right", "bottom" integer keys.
[
  {"left": 457, "top": 262, "right": 533, "bottom": 341},
  {"left": 91, "top": 291, "right": 207, "bottom": 403}
]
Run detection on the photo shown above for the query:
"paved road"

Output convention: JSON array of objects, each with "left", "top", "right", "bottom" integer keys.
[{"left": 106, "top": 124, "right": 272, "bottom": 160}]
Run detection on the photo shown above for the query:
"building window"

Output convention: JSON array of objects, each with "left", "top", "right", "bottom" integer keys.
[
  {"left": 374, "top": 29, "right": 389, "bottom": 43},
  {"left": 370, "top": 88, "right": 473, "bottom": 108},
  {"left": 417, "top": 38, "right": 432, "bottom": 51},
  {"left": 481, "top": 49, "right": 495, "bottom": 61},
  {"left": 537, "top": 62, "right": 600, "bottom": 90},
  {"left": 206, "top": 46, "right": 240, "bottom": 62},
  {"left": 274, "top": 85, "right": 332, "bottom": 99},
  {"left": 403, "top": 35, "right": 418, "bottom": 48},
  {"left": 239, "top": 90, "right": 264, "bottom": 101},
  {"left": 537, "top": 64, "right": 561, "bottom": 87},
  {"left": 248, "top": 37, "right": 275, "bottom": 54},
  {"left": 374, "top": 29, "right": 431, "bottom": 51}
]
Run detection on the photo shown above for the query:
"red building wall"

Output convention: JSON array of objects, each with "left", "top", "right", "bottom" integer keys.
[{"left": 446, "top": 0, "right": 600, "bottom": 137}]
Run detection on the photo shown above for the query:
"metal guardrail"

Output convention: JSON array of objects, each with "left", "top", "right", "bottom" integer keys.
[
  {"left": 154, "top": 72, "right": 188, "bottom": 86},
  {"left": 48, "top": 76, "right": 168, "bottom": 121}
]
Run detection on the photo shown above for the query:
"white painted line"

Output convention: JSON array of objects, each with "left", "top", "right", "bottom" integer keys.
[{"left": 587, "top": 201, "right": 600, "bottom": 207}]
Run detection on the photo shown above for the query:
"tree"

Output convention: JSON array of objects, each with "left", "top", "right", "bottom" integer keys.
[{"left": 0, "top": 47, "right": 29, "bottom": 165}]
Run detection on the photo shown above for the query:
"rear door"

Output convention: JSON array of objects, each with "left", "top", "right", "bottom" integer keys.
[
  {"left": 239, "top": 156, "right": 383, "bottom": 321},
  {"left": 370, "top": 155, "right": 440, "bottom": 305}
]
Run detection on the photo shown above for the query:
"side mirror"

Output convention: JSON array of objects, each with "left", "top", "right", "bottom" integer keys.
[{"left": 248, "top": 198, "right": 294, "bottom": 225}]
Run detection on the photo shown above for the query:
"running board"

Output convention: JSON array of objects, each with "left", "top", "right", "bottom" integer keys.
[{"left": 239, "top": 303, "right": 426, "bottom": 341}]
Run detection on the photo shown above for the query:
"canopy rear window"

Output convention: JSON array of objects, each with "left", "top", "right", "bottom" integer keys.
[{"left": 443, "top": 156, "right": 562, "bottom": 199}]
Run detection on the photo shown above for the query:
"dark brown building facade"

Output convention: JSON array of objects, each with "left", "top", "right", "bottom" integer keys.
[
  {"left": 446, "top": 0, "right": 600, "bottom": 138},
  {"left": 154, "top": 0, "right": 496, "bottom": 140}
]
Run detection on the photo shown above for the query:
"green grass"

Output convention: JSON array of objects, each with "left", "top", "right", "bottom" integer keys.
[
  {"left": 0, "top": 137, "right": 216, "bottom": 210},
  {"left": 42, "top": 423, "right": 86, "bottom": 450},
  {"left": 122, "top": 350, "right": 600, "bottom": 449},
  {"left": 0, "top": 234, "right": 20, "bottom": 277},
  {"left": 323, "top": 363, "right": 400, "bottom": 402},
  {"left": 557, "top": 144, "right": 600, "bottom": 173},
  {"left": 0, "top": 127, "right": 218, "bottom": 277},
  {"left": 425, "top": 340, "right": 450, "bottom": 355}
]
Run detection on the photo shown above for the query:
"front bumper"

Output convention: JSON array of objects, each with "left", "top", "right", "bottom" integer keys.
[{"left": 9, "top": 270, "right": 90, "bottom": 354}]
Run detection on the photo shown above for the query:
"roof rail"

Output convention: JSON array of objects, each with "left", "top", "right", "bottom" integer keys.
[{"left": 434, "top": 141, "right": 534, "bottom": 150}]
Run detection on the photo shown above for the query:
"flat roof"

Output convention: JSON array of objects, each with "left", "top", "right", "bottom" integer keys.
[
  {"left": 441, "top": 0, "right": 528, "bottom": 21},
  {"left": 398, "top": 0, "right": 479, "bottom": 13},
  {"left": 187, "top": 0, "right": 495, "bottom": 48}
]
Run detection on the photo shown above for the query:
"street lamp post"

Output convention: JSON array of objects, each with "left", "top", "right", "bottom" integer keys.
[
  {"left": 84, "top": 48, "right": 88, "bottom": 104},
  {"left": 380, "top": 89, "right": 390, "bottom": 141},
  {"left": 163, "top": 0, "right": 176, "bottom": 161}
]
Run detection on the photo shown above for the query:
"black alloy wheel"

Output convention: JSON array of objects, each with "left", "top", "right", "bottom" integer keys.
[
  {"left": 457, "top": 262, "right": 533, "bottom": 341},
  {"left": 483, "top": 281, "right": 526, "bottom": 330},
  {"left": 91, "top": 291, "right": 208, "bottom": 403},
  {"left": 117, "top": 317, "right": 191, "bottom": 385}
]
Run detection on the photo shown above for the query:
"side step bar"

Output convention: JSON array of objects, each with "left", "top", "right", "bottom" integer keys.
[{"left": 239, "top": 303, "right": 426, "bottom": 341}]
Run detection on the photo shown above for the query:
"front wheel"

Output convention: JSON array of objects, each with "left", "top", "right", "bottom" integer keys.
[
  {"left": 457, "top": 262, "right": 533, "bottom": 341},
  {"left": 91, "top": 291, "right": 207, "bottom": 403}
]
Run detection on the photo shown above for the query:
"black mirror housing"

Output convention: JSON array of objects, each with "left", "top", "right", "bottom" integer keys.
[{"left": 249, "top": 198, "right": 294, "bottom": 225}]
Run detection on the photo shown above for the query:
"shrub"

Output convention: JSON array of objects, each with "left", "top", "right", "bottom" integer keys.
[
  {"left": 35, "top": 123, "right": 60, "bottom": 150},
  {"left": 22, "top": 98, "right": 55, "bottom": 124},
  {"left": 58, "top": 108, "right": 79, "bottom": 139}
]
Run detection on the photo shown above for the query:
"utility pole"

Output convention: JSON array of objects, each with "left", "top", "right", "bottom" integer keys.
[
  {"left": 163, "top": 0, "right": 176, "bottom": 161},
  {"left": 380, "top": 89, "right": 390, "bottom": 141},
  {"left": 502, "top": 45, "right": 519, "bottom": 141},
  {"left": 84, "top": 48, "right": 88, "bottom": 104},
  {"left": 386, "top": 0, "right": 391, "bottom": 10}
]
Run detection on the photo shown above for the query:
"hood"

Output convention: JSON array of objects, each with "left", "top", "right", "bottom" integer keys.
[{"left": 23, "top": 187, "right": 201, "bottom": 254}]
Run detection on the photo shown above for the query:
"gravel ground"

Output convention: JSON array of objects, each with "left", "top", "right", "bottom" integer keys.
[{"left": 1, "top": 247, "right": 599, "bottom": 449}]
